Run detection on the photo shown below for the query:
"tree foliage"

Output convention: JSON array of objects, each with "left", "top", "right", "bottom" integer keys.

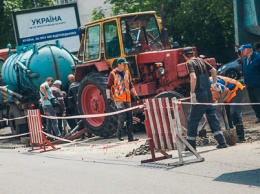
[
  {"left": 105, "top": 0, "right": 235, "bottom": 63},
  {"left": 0, "top": 0, "right": 56, "bottom": 49},
  {"left": 90, "top": 6, "right": 105, "bottom": 22}
]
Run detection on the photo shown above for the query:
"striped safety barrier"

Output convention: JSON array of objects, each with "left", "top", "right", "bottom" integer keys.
[
  {"left": 142, "top": 97, "right": 204, "bottom": 166},
  {"left": 27, "top": 109, "right": 59, "bottom": 153}
]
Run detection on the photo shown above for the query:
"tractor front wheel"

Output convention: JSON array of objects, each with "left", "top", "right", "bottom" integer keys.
[{"left": 78, "top": 73, "right": 118, "bottom": 138}]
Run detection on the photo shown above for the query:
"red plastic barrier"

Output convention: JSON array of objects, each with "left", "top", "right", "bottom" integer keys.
[
  {"left": 142, "top": 98, "right": 205, "bottom": 165},
  {"left": 27, "top": 109, "right": 59, "bottom": 153},
  {"left": 142, "top": 98, "right": 180, "bottom": 163}
]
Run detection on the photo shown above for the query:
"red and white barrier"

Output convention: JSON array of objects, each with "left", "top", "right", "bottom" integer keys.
[
  {"left": 27, "top": 109, "right": 59, "bottom": 153},
  {"left": 142, "top": 97, "right": 204, "bottom": 165},
  {"left": 0, "top": 132, "right": 29, "bottom": 140}
]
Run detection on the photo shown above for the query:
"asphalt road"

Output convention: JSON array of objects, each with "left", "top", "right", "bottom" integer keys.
[{"left": 0, "top": 137, "right": 260, "bottom": 194}]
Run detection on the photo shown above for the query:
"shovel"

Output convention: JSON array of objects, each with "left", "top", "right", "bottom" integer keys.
[
  {"left": 219, "top": 95, "right": 237, "bottom": 146},
  {"left": 198, "top": 115, "right": 207, "bottom": 138},
  {"left": 62, "top": 113, "right": 69, "bottom": 137}
]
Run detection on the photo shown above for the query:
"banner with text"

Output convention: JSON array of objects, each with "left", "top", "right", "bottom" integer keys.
[{"left": 13, "top": 3, "right": 81, "bottom": 53}]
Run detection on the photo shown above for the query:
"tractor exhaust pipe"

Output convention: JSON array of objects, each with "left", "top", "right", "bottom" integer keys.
[{"left": 160, "top": 4, "right": 170, "bottom": 49}]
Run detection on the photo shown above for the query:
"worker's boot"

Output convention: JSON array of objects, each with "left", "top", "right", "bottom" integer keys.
[
  {"left": 236, "top": 124, "right": 245, "bottom": 142},
  {"left": 117, "top": 130, "right": 124, "bottom": 141},
  {"left": 214, "top": 133, "right": 228, "bottom": 149},
  {"left": 185, "top": 139, "right": 196, "bottom": 151},
  {"left": 126, "top": 122, "right": 138, "bottom": 142}
]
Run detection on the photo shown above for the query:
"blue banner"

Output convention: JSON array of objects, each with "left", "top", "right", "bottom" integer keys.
[{"left": 19, "top": 29, "right": 79, "bottom": 44}]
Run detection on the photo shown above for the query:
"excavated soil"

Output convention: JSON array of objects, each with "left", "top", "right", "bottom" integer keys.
[{"left": 125, "top": 120, "right": 260, "bottom": 157}]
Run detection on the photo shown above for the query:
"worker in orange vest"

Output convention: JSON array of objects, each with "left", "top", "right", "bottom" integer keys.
[
  {"left": 210, "top": 76, "right": 245, "bottom": 142},
  {"left": 106, "top": 58, "right": 140, "bottom": 142}
]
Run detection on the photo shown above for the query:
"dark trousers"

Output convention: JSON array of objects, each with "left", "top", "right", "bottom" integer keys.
[
  {"left": 225, "top": 89, "right": 243, "bottom": 127},
  {"left": 247, "top": 88, "right": 260, "bottom": 119},
  {"left": 115, "top": 102, "right": 133, "bottom": 140},
  {"left": 66, "top": 107, "right": 77, "bottom": 129},
  {"left": 187, "top": 104, "right": 226, "bottom": 148},
  {"left": 56, "top": 113, "right": 63, "bottom": 134},
  {"left": 43, "top": 105, "right": 61, "bottom": 137}
]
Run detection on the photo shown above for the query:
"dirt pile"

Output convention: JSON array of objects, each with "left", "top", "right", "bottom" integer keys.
[
  {"left": 126, "top": 141, "right": 150, "bottom": 157},
  {"left": 126, "top": 124, "right": 260, "bottom": 157}
]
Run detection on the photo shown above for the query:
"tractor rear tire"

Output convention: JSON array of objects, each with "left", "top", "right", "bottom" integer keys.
[
  {"left": 155, "top": 91, "right": 184, "bottom": 99},
  {"left": 78, "top": 72, "right": 118, "bottom": 138}
]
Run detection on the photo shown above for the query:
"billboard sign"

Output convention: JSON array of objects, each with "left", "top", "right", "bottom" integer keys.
[{"left": 12, "top": 3, "right": 81, "bottom": 53}]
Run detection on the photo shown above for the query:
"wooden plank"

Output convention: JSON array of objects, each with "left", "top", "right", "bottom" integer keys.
[
  {"left": 172, "top": 97, "right": 184, "bottom": 163},
  {"left": 152, "top": 98, "right": 165, "bottom": 150},
  {"left": 145, "top": 99, "right": 159, "bottom": 149},
  {"left": 165, "top": 98, "right": 177, "bottom": 148},
  {"left": 158, "top": 98, "right": 172, "bottom": 150}
]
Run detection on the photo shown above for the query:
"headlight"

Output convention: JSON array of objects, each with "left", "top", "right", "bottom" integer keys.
[{"left": 158, "top": 67, "right": 165, "bottom": 75}]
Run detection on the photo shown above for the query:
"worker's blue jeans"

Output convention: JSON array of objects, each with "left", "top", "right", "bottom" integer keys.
[
  {"left": 187, "top": 104, "right": 226, "bottom": 149},
  {"left": 43, "top": 105, "right": 61, "bottom": 137}
]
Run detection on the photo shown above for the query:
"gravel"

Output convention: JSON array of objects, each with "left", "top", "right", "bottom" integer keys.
[
  {"left": 126, "top": 122, "right": 260, "bottom": 157},
  {"left": 126, "top": 141, "right": 151, "bottom": 157}
]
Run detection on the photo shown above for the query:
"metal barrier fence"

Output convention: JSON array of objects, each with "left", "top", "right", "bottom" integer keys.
[
  {"left": 27, "top": 109, "right": 59, "bottom": 152},
  {"left": 142, "top": 97, "right": 204, "bottom": 166}
]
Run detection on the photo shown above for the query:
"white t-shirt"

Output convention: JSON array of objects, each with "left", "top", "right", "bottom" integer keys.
[{"left": 40, "top": 82, "right": 55, "bottom": 107}]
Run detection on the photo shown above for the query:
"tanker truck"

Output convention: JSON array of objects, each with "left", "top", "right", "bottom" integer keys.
[{"left": 0, "top": 40, "right": 76, "bottom": 135}]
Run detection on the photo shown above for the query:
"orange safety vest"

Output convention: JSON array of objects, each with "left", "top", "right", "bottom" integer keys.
[
  {"left": 111, "top": 70, "right": 131, "bottom": 102},
  {"left": 217, "top": 76, "right": 244, "bottom": 103},
  {"left": 217, "top": 76, "right": 244, "bottom": 91},
  {"left": 211, "top": 88, "right": 235, "bottom": 103},
  {"left": 211, "top": 77, "right": 243, "bottom": 103}
]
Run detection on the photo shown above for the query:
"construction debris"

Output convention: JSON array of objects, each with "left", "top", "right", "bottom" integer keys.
[
  {"left": 126, "top": 123, "right": 260, "bottom": 157},
  {"left": 126, "top": 141, "right": 151, "bottom": 157}
]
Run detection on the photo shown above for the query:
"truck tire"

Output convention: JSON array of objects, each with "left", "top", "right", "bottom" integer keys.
[
  {"left": 0, "top": 110, "right": 7, "bottom": 128},
  {"left": 8, "top": 104, "right": 28, "bottom": 135},
  {"left": 78, "top": 72, "right": 118, "bottom": 138}
]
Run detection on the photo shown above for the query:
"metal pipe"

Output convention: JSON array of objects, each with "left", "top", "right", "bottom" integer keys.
[
  {"left": 69, "top": 120, "right": 83, "bottom": 135},
  {"left": 0, "top": 87, "right": 23, "bottom": 99},
  {"left": 1, "top": 92, "right": 8, "bottom": 97},
  {"left": 16, "top": 61, "right": 30, "bottom": 73},
  {"left": 69, "top": 125, "right": 80, "bottom": 135}
]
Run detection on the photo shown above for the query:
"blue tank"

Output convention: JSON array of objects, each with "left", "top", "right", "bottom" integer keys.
[{"left": 1, "top": 41, "right": 75, "bottom": 93}]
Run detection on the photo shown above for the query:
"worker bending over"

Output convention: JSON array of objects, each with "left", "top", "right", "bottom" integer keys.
[{"left": 210, "top": 76, "right": 245, "bottom": 142}]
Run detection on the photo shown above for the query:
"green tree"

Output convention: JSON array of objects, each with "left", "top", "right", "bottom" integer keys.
[
  {"left": 105, "top": 0, "right": 235, "bottom": 63},
  {"left": 90, "top": 6, "right": 105, "bottom": 22},
  {"left": 172, "top": 0, "right": 235, "bottom": 63},
  {"left": 0, "top": 0, "right": 56, "bottom": 49}
]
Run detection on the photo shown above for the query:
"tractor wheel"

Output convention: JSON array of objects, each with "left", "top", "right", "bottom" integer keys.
[
  {"left": 155, "top": 91, "right": 184, "bottom": 99},
  {"left": 78, "top": 72, "right": 118, "bottom": 138}
]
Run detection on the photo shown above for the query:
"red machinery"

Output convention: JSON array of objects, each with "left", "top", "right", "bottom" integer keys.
[{"left": 74, "top": 11, "right": 217, "bottom": 138}]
